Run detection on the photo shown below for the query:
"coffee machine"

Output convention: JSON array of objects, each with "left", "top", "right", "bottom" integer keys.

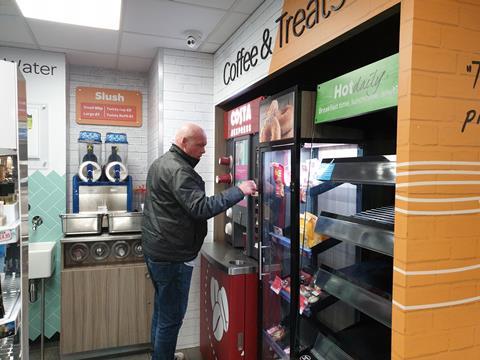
[{"left": 217, "top": 97, "right": 261, "bottom": 258}]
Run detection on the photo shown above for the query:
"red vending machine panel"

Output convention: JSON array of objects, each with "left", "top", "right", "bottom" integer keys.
[{"left": 200, "top": 255, "right": 258, "bottom": 360}]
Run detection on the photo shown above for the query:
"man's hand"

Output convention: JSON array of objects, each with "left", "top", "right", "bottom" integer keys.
[{"left": 238, "top": 180, "right": 257, "bottom": 196}]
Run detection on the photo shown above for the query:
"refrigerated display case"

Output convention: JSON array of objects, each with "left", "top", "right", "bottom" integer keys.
[
  {"left": 258, "top": 80, "right": 397, "bottom": 358},
  {"left": 0, "top": 60, "right": 29, "bottom": 358}
]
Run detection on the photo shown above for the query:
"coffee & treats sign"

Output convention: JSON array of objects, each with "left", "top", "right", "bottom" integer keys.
[
  {"left": 224, "top": 97, "right": 261, "bottom": 139},
  {"left": 222, "top": 0, "right": 347, "bottom": 86}
]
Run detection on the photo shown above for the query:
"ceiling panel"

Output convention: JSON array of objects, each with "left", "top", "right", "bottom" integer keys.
[
  {"left": 0, "top": 15, "right": 36, "bottom": 44},
  {"left": 28, "top": 19, "right": 119, "bottom": 53},
  {"left": 118, "top": 55, "right": 152, "bottom": 72},
  {"left": 206, "top": 12, "right": 249, "bottom": 44},
  {"left": 233, "top": 0, "right": 264, "bottom": 14},
  {"left": 44, "top": 47, "right": 117, "bottom": 69},
  {"left": 123, "top": 0, "right": 225, "bottom": 38},
  {"left": 172, "top": 0, "right": 236, "bottom": 10},
  {"left": 0, "top": 0, "right": 21, "bottom": 16},
  {"left": 0, "top": 0, "right": 265, "bottom": 70},
  {"left": 120, "top": 32, "right": 185, "bottom": 58},
  {"left": 198, "top": 41, "right": 221, "bottom": 54},
  {"left": 0, "top": 40, "right": 38, "bottom": 50}
]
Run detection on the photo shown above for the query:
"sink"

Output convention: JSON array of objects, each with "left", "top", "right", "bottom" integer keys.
[{"left": 28, "top": 242, "right": 56, "bottom": 279}]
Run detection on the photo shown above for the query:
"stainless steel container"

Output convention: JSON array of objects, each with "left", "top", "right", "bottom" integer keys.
[
  {"left": 107, "top": 212, "right": 143, "bottom": 234},
  {"left": 60, "top": 213, "right": 103, "bottom": 235}
]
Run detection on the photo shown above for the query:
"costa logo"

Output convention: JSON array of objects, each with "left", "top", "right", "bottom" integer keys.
[
  {"left": 210, "top": 277, "right": 229, "bottom": 342},
  {"left": 230, "top": 103, "right": 252, "bottom": 126},
  {"left": 300, "top": 355, "right": 312, "bottom": 360},
  {"left": 224, "top": 97, "right": 260, "bottom": 139}
]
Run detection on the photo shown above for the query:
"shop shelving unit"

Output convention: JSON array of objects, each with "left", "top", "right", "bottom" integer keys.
[
  {"left": 258, "top": 97, "right": 397, "bottom": 359},
  {"left": 297, "top": 154, "right": 396, "bottom": 359},
  {"left": 0, "top": 60, "right": 28, "bottom": 358}
]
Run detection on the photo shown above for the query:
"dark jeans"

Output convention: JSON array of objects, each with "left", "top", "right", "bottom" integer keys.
[{"left": 145, "top": 256, "right": 193, "bottom": 360}]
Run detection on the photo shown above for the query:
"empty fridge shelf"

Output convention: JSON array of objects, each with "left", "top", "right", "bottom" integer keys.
[
  {"left": 315, "top": 207, "right": 394, "bottom": 256},
  {"left": 352, "top": 206, "right": 394, "bottom": 227},
  {"left": 309, "top": 320, "right": 391, "bottom": 360},
  {"left": 315, "top": 261, "right": 392, "bottom": 328},
  {"left": 317, "top": 155, "right": 396, "bottom": 185}
]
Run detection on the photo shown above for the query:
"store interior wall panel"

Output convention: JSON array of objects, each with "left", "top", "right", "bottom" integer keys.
[
  {"left": 67, "top": 65, "right": 149, "bottom": 211},
  {"left": 147, "top": 49, "right": 164, "bottom": 166},
  {"left": 392, "top": 0, "right": 480, "bottom": 359},
  {"left": 154, "top": 48, "right": 214, "bottom": 349}
]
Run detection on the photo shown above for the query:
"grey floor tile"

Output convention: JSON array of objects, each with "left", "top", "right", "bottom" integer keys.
[{"left": 29, "top": 344, "right": 202, "bottom": 360}]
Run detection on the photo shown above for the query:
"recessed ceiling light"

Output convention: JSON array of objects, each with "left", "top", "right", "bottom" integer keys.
[{"left": 15, "top": 0, "right": 121, "bottom": 30}]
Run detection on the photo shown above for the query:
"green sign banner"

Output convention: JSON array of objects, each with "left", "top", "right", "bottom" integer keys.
[{"left": 315, "top": 53, "right": 399, "bottom": 124}]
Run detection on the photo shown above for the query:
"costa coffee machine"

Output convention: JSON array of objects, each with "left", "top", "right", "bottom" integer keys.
[{"left": 217, "top": 98, "right": 261, "bottom": 259}]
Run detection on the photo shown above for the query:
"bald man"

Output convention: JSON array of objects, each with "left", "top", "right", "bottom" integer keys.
[{"left": 142, "top": 123, "right": 256, "bottom": 360}]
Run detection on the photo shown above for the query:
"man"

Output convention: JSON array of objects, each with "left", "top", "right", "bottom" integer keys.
[{"left": 142, "top": 123, "right": 257, "bottom": 360}]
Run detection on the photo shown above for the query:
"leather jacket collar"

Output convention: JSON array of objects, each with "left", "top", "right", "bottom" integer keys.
[{"left": 170, "top": 144, "right": 200, "bottom": 168}]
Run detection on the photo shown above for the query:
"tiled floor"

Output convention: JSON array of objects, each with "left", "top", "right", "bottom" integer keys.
[{"left": 29, "top": 344, "right": 203, "bottom": 360}]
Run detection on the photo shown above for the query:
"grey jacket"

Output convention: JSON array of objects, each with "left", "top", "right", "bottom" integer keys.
[{"left": 142, "top": 144, "right": 244, "bottom": 262}]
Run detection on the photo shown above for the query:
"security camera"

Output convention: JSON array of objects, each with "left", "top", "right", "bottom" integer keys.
[
  {"left": 186, "top": 35, "right": 197, "bottom": 48},
  {"left": 184, "top": 31, "right": 202, "bottom": 49}
]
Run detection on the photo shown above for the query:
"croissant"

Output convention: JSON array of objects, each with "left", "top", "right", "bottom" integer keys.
[{"left": 260, "top": 100, "right": 282, "bottom": 142}]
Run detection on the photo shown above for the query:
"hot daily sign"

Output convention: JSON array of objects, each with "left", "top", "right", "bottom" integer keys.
[{"left": 315, "top": 53, "right": 398, "bottom": 124}]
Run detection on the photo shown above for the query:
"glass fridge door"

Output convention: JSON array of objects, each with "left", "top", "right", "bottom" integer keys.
[{"left": 259, "top": 147, "right": 292, "bottom": 359}]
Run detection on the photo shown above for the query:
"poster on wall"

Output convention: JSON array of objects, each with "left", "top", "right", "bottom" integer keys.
[
  {"left": 259, "top": 91, "right": 294, "bottom": 143},
  {"left": 76, "top": 87, "right": 142, "bottom": 127},
  {"left": 315, "top": 53, "right": 399, "bottom": 124}
]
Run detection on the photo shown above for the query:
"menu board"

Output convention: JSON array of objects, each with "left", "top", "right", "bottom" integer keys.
[{"left": 76, "top": 87, "right": 142, "bottom": 127}]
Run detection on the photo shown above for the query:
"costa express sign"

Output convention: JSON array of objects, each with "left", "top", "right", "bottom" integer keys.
[{"left": 224, "top": 97, "right": 261, "bottom": 139}]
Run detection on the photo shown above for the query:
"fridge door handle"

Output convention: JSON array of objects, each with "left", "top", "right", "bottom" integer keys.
[{"left": 258, "top": 243, "right": 270, "bottom": 278}]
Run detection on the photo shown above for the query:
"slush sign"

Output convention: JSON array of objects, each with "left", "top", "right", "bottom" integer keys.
[
  {"left": 224, "top": 97, "right": 261, "bottom": 139},
  {"left": 315, "top": 53, "right": 399, "bottom": 124}
]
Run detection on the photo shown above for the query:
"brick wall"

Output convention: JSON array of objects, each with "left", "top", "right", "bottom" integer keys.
[
  {"left": 392, "top": 1, "right": 480, "bottom": 359},
  {"left": 148, "top": 48, "right": 214, "bottom": 349},
  {"left": 67, "top": 66, "right": 148, "bottom": 211}
]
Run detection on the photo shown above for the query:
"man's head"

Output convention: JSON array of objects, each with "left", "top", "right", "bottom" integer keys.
[{"left": 175, "top": 123, "right": 207, "bottom": 160}]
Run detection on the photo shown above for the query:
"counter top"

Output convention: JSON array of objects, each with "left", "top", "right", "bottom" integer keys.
[
  {"left": 201, "top": 242, "right": 257, "bottom": 275},
  {"left": 61, "top": 232, "right": 141, "bottom": 243}
]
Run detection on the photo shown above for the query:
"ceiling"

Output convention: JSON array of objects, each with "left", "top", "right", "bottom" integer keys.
[{"left": 0, "top": 0, "right": 264, "bottom": 72}]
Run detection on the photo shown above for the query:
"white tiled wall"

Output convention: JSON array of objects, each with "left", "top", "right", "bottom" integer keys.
[
  {"left": 148, "top": 48, "right": 214, "bottom": 349},
  {"left": 67, "top": 65, "right": 149, "bottom": 211},
  {"left": 147, "top": 50, "right": 163, "bottom": 165}
]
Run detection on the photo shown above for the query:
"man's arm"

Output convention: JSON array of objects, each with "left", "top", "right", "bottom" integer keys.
[{"left": 171, "top": 168, "right": 255, "bottom": 220}]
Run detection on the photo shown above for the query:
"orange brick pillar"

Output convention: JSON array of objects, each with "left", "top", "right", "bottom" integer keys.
[{"left": 393, "top": 0, "right": 480, "bottom": 359}]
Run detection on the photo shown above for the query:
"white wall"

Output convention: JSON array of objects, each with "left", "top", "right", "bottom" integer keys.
[
  {"left": 148, "top": 48, "right": 214, "bottom": 349},
  {"left": 147, "top": 50, "right": 163, "bottom": 165},
  {"left": 67, "top": 66, "right": 148, "bottom": 211},
  {"left": 0, "top": 47, "right": 66, "bottom": 175},
  {"left": 213, "top": 0, "right": 281, "bottom": 105}
]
